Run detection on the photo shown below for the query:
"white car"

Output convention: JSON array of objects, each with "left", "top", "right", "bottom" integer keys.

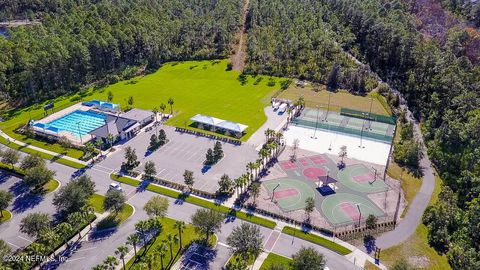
[{"left": 109, "top": 183, "right": 122, "bottom": 191}]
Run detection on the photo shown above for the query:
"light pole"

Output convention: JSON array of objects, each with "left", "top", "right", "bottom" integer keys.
[
  {"left": 311, "top": 105, "right": 319, "bottom": 139},
  {"left": 368, "top": 97, "right": 373, "bottom": 130},
  {"left": 325, "top": 92, "right": 331, "bottom": 122},
  {"left": 356, "top": 203, "right": 362, "bottom": 227},
  {"left": 359, "top": 112, "right": 366, "bottom": 148},
  {"left": 76, "top": 121, "right": 83, "bottom": 144}
]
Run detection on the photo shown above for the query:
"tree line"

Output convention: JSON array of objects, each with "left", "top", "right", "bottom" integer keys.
[{"left": 0, "top": 0, "right": 242, "bottom": 104}]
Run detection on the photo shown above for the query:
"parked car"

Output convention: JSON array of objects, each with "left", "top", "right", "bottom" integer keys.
[{"left": 109, "top": 183, "right": 122, "bottom": 191}]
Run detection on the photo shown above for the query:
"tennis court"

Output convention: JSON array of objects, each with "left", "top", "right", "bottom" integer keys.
[
  {"left": 321, "top": 193, "right": 385, "bottom": 226},
  {"left": 337, "top": 164, "right": 388, "bottom": 193},
  {"left": 263, "top": 178, "right": 315, "bottom": 212},
  {"left": 293, "top": 108, "right": 395, "bottom": 143}
]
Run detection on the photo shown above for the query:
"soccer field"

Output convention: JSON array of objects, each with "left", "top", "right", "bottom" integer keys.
[
  {"left": 0, "top": 60, "right": 283, "bottom": 157},
  {"left": 99, "top": 60, "right": 281, "bottom": 139}
]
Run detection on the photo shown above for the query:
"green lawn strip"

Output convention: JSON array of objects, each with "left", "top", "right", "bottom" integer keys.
[
  {"left": 226, "top": 252, "right": 257, "bottom": 268},
  {"left": 0, "top": 210, "right": 12, "bottom": 223},
  {"left": 43, "top": 179, "right": 60, "bottom": 193},
  {"left": 88, "top": 193, "right": 134, "bottom": 229},
  {"left": 88, "top": 193, "right": 106, "bottom": 213},
  {"left": 281, "top": 226, "right": 351, "bottom": 255},
  {"left": 0, "top": 136, "right": 85, "bottom": 169},
  {"left": 259, "top": 253, "right": 293, "bottom": 270},
  {"left": 111, "top": 174, "right": 276, "bottom": 229},
  {"left": 126, "top": 217, "right": 217, "bottom": 269}
]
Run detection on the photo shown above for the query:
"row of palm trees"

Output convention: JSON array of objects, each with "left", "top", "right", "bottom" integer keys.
[
  {"left": 151, "top": 97, "right": 175, "bottom": 122},
  {"left": 94, "top": 219, "right": 187, "bottom": 270}
]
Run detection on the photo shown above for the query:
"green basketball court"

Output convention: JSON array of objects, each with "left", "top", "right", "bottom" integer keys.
[
  {"left": 337, "top": 164, "right": 388, "bottom": 193},
  {"left": 263, "top": 178, "right": 315, "bottom": 212},
  {"left": 321, "top": 193, "right": 385, "bottom": 226}
]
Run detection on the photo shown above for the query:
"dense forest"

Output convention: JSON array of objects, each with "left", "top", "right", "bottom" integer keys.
[
  {"left": 0, "top": 0, "right": 479, "bottom": 268},
  {"left": 246, "top": 0, "right": 479, "bottom": 268},
  {"left": 0, "top": 0, "right": 241, "bottom": 104}
]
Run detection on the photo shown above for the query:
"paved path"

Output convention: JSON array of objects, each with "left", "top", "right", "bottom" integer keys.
[
  {"left": 246, "top": 106, "right": 288, "bottom": 149},
  {"left": 0, "top": 130, "right": 88, "bottom": 166}
]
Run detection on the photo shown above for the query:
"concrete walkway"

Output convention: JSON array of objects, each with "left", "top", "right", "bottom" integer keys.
[
  {"left": 246, "top": 106, "right": 288, "bottom": 149},
  {"left": 0, "top": 130, "right": 88, "bottom": 165}
]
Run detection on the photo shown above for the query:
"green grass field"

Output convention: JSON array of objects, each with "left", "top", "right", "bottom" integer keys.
[
  {"left": 281, "top": 226, "right": 351, "bottom": 255},
  {"left": 277, "top": 85, "right": 390, "bottom": 116},
  {"left": 43, "top": 179, "right": 60, "bottom": 193},
  {"left": 88, "top": 193, "right": 134, "bottom": 229},
  {"left": 259, "top": 253, "right": 293, "bottom": 270},
  {"left": 126, "top": 216, "right": 216, "bottom": 269},
  {"left": 0, "top": 60, "right": 282, "bottom": 160},
  {"left": 0, "top": 210, "right": 12, "bottom": 223}
]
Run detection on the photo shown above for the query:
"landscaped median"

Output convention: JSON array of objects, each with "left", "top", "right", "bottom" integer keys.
[
  {"left": 0, "top": 162, "right": 60, "bottom": 194},
  {"left": 282, "top": 226, "right": 352, "bottom": 255},
  {"left": 259, "top": 253, "right": 293, "bottom": 270},
  {"left": 0, "top": 136, "right": 85, "bottom": 169},
  {"left": 110, "top": 173, "right": 276, "bottom": 229},
  {"left": 88, "top": 193, "right": 135, "bottom": 229},
  {"left": 0, "top": 209, "right": 12, "bottom": 223}
]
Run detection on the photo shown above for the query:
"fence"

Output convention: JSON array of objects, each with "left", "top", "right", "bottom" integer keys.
[
  {"left": 293, "top": 118, "right": 394, "bottom": 143},
  {"left": 340, "top": 108, "right": 396, "bottom": 125}
]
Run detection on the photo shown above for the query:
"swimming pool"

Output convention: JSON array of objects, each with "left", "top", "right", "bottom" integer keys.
[{"left": 34, "top": 110, "right": 107, "bottom": 137}]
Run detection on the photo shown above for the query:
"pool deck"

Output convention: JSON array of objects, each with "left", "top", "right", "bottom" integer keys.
[{"left": 33, "top": 103, "right": 96, "bottom": 145}]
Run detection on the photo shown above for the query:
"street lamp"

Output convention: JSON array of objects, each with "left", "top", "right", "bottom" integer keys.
[
  {"left": 356, "top": 203, "right": 362, "bottom": 227},
  {"left": 325, "top": 92, "right": 331, "bottom": 122},
  {"left": 311, "top": 105, "right": 319, "bottom": 139}
]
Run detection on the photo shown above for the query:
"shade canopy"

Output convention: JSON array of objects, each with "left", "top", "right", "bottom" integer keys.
[{"left": 190, "top": 114, "right": 248, "bottom": 133}]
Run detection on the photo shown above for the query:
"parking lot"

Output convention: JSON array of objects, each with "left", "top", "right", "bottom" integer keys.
[{"left": 99, "top": 125, "right": 258, "bottom": 193}]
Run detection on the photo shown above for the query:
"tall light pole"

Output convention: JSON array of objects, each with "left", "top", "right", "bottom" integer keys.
[
  {"left": 325, "top": 92, "right": 331, "bottom": 122},
  {"left": 311, "top": 105, "right": 319, "bottom": 139},
  {"left": 356, "top": 203, "right": 362, "bottom": 227},
  {"left": 368, "top": 97, "right": 373, "bottom": 130}
]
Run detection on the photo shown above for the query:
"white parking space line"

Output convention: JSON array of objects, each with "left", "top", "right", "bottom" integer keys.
[
  {"left": 7, "top": 242, "right": 20, "bottom": 248},
  {"left": 66, "top": 257, "right": 85, "bottom": 262},
  {"left": 18, "top": 236, "right": 32, "bottom": 243},
  {"left": 77, "top": 247, "right": 97, "bottom": 252},
  {"left": 156, "top": 168, "right": 166, "bottom": 176}
]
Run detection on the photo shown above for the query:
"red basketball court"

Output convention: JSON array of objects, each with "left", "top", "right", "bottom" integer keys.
[
  {"left": 303, "top": 167, "right": 327, "bottom": 180},
  {"left": 273, "top": 188, "right": 299, "bottom": 199},
  {"left": 310, "top": 155, "right": 328, "bottom": 165},
  {"left": 280, "top": 161, "right": 298, "bottom": 170},
  {"left": 340, "top": 202, "right": 360, "bottom": 221},
  {"left": 353, "top": 173, "right": 375, "bottom": 183},
  {"left": 298, "top": 158, "right": 310, "bottom": 167}
]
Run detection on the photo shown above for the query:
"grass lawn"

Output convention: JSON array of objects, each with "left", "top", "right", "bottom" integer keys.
[
  {"left": 111, "top": 174, "right": 277, "bottom": 229},
  {"left": 379, "top": 172, "right": 450, "bottom": 269},
  {"left": 226, "top": 252, "right": 257, "bottom": 268},
  {"left": 259, "top": 253, "right": 293, "bottom": 270},
  {"left": 88, "top": 193, "right": 106, "bottom": 213},
  {"left": 42, "top": 179, "right": 60, "bottom": 193},
  {"left": 0, "top": 60, "right": 283, "bottom": 157},
  {"left": 281, "top": 227, "right": 351, "bottom": 255},
  {"left": 387, "top": 161, "right": 421, "bottom": 217},
  {"left": 0, "top": 210, "right": 12, "bottom": 223},
  {"left": 125, "top": 216, "right": 217, "bottom": 270},
  {"left": 277, "top": 85, "right": 390, "bottom": 116},
  {"left": 88, "top": 193, "right": 134, "bottom": 229}
]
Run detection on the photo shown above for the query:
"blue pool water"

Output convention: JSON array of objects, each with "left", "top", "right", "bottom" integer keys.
[{"left": 34, "top": 110, "right": 106, "bottom": 137}]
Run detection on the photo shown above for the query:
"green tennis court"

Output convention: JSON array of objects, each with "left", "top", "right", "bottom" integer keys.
[
  {"left": 337, "top": 164, "right": 388, "bottom": 193},
  {"left": 321, "top": 193, "right": 384, "bottom": 226},
  {"left": 263, "top": 178, "right": 315, "bottom": 212}
]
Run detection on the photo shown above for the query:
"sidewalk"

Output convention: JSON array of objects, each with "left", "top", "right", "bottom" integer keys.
[{"left": 0, "top": 129, "right": 87, "bottom": 165}]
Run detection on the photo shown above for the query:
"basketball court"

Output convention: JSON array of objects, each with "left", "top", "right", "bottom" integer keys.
[
  {"left": 263, "top": 178, "right": 315, "bottom": 212},
  {"left": 337, "top": 164, "right": 388, "bottom": 193},
  {"left": 321, "top": 193, "right": 385, "bottom": 226}
]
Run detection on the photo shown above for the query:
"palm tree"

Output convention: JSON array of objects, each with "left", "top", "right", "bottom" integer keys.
[
  {"left": 159, "top": 103, "right": 166, "bottom": 118},
  {"left": 259, "top": 148, "right": 269, "bottom": 168},
  {"left": 127, "top": 234, "right": 141, "bottom": 257},
  {"left": 247, "top": 162, "right": 256, "bottom": 183},
  {"left": 67, "top": 212, "right": 85, "bottom": 239},
  {"left": 103, "top": 256, "right": 119, "bottom": 270},
  {"left": 81, "top": 205, "right": 95, "bottom": 229},
  {"left": 241, "top": 174, "right": 249, "bottom": 191},
  {"left": 135, "top": 220, "right": 151, "bottom": 246},
  {"left": 234, "top": 177, "right": 242, "bottom": 196},
  {"left": 115, "top": 245, "right": 129, "bottom": 270},
  {"left": 287, "top": 107, "right": 293, "bottom": 122},
  {"left": 270, "top": 141, "right": 279, "bottom": 158},
  {"left": 254, "top": 160, "right": 261, "bottom": 180},
  {"left": 251, "top": 182, "right": 261, "bottom": 205},
  {"left": 107, "top": 133, "right": 114, "bottom": 149},
  {"left": 155, "top": 241, "right": 169, "bottom": 270},
  {"left": 174, "top": 221, "right": 186, "bottom": 250},
  {"left": 167, "top": 97, "right": 174, "bottom": 115},
  {"left": 166, "top": 234, "right": 175, "bottom": 262},
  {"left": 144, "top": 253, "right": 155, "bottom": 270},
  {"left": 56, "top": 222, "right": 73, "bottom": 247},
  {"left": 152, "top": 107, "right": 158, "bottom": 122}
]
